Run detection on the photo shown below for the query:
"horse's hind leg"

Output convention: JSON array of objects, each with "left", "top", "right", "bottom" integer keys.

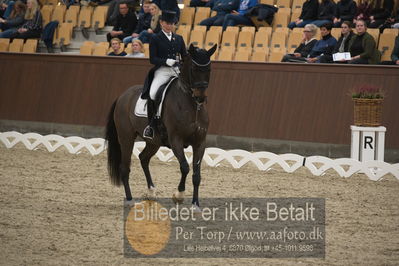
[
  {"left": 119, "top": 135, "right": 136, "bottom": 202},
  {"left": 139, "top": 142, "right": 160, "bottom": 194}
]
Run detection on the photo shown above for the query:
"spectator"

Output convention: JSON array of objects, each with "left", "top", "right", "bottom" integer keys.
[
  {"left": 354, "top": 0, "right": 371, "bottom": 24},
  {"left": 305, "top": 22, "right": 337, "bottom": 63},
  {"left": 9, "top": 0, "right": 42, "bottom": 40},
  {"left": 123, "top": 0, "right": 152, "bottom": 45},
  {"left": 222, "top": 0, "right": 258, "bottom": 30},
  {"left": 288, "top": 0, "right": 319, "bottom": 29},
  {"left": 200, "top": 0, "right": 239, "bottom": 28},
  {"left": 333, "top": 0, "right": 357, "bottom": 27},
  {"left": 310, "top": 0, "right": 337, "bottom": 27},
  {"left": 134, "top": 3, "right": 161, "bottom": 44},
  {"left": 319, "top": 20, "right": 354, "bottom": 63},
  {"left": 106, "top": 0, "right": 140, "bottom": 26},
  {"left": 281, "top": 23, "right": 318, "bottom": 62},
  {"left": 108, "top": 37, "right": 127, "bottom": 56},
  {"left": 106, "top": 2, "right": 138, "bottom": 42},
  {"left": 379, "top": 3, "right": 399, "bottom": 32},
  {"left": 1, "top": 0, "right": 15, "bottom": 19},
  {"left": 368, "top": 0, "right": 394, "bottom": 28},
  {"left": 190, "top": 0, "right": 212, "bottom": 8},
  {"left": 125, "top": 39, "right": 145, "bottom": 57},
  {"left": 0, "top": 0, "right": 26, "bottom": 37},
  {"left": 347, "top": 19, "right": 381, "bottom": 64}
]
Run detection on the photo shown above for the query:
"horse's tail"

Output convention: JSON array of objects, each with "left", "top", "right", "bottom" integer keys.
[{"left": 105, "top": 100, "right": 122, "bottom": 186}]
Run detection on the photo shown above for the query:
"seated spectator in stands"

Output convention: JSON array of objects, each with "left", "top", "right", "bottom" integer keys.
[
  {"left": 310, "top": 0, "right": 337, "bottom": 27},
  {"left": 0, "top": 0, "right": 26, "bottom": 38},
  {"left": 134, "top": 3, "right": 161, "bottom": 44},
  {"left": 106, "top": 0, "right": 140, "bottom": 26},
  {"left": 281, "top": 23, "right": 318, "bottom": 62},
  {"left": 190, "top": 0, "right": 212, "bottom": 8},
  {"left": 200, "top": 0, "right": 239, "bottom": 28},
  {"left": 379, "top": 4, "right": 399, "bottom": 32},
  {"left": 333, "top": 0, "right": 357, "bottom": 27},
  {"left": 108, "top": 38, "right": 128, "bottom": 56},
  {"left": 288, "top": 0, "right": 319, "bottom": 29},
  {"left": 0, "top": 0, "right": 15, "bottom": 19},
  {"left": 305, "top": 22, "right": 337, "bottom": 63},
  {"left": 125, "top": 39, "right": 145, "bottom": 57},
  {"left": 319, "top": 21, "right": 354, "bottom": 62},
  {"left": 368, "top": 0, "right": 393, "bottom": 28},
  {"left": 222, "top": 0, "right": 258, "bottom": 30},
  {"left": 123, "top": 0, "right": 152, "bottom": 44},
  {"left": 106, "top": 2, "right": 138, "bottom": 42},
  {"left": 347, "top": 19, "right": 381, "bottom": 64},
  {"left": 353, "top": 0, "right": 371, "bottom": 24},
  {"left": 9, "top": 0, "right": 42, "bottom": 40}
]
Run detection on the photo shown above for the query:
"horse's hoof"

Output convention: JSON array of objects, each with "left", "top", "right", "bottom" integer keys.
[
  {"left": 124, "top": 199, "right": 135, "bottom": 206},
  {"left": 145, "top": 186, "right": 156, "bottom": 200},
  {"left": 172, "top": 191, "right": 185, "bottom": 204},
  {"left": 192, "top": 204, "right": 202, "bottom": 215}
]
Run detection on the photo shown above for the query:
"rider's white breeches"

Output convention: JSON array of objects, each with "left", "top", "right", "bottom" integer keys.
[{"left": 149, "top": 66, "right": 179, "bottom": 100}]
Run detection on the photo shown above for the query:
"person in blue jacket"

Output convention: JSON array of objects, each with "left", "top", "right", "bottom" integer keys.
[
  {"left": 222, "top": 0, "right": 258, "bottom": 30},
  {"left": 200, "top": 0, "right": 239, "bottom": 28},
  {"left": 306, "top": 22, "right": 337, "bottom": 63}
]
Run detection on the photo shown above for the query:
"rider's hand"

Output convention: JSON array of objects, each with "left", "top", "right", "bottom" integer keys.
[{"left": 166, "top": 59, "right": 176, "bottom": 66}]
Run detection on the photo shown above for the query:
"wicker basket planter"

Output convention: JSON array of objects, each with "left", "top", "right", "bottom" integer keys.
[{"left": 353, "top": 98, "right": 383, "bottom": 127}]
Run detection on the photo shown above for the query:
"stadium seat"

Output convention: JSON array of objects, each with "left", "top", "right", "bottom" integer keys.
[
  {"left": 176, "top": 26, "right": 191, "bottom": 44},
  {"left": 287, "top": 31, "right": 302, "bottom": 53},
  {"left": 209, "top": 26, "right": 223, "bottom": 35},
  {"left": 22, "top": 39, "right": 38, "bottom": 53},
  {"left": 204, "top": 30, "right": 221, "bottom": 50},
  {"left": 292, "top": 0, "right": 305, "bottom": 9},
  {"left": 270, "top": 31, "right": 287, "bottom": 52},
  {"left": 193, "top": 7, "right": 210, "bottom": 25},
  {"left": 8, "top": 39, "right": 24, "bottom": 53},
  {"left": 80, "top": 41, "right": 95, "bottom": 55},
  {"left": 193, "top": 25, "right": 207, "bottom": 34},
  {"left": 217, "top": 49, "right": 233, "bottom": 60},
  {"left": 51, "top": 4, "right": 66, "bottom": 23},
  {"left": 290, "top": 8, "right": 301, "bottom": 22},
  {"left": 56, "top": 22, "right": 73, "bottom": 47},
  {"left": 47, "top": 0, "right": 58, "bottom": 6},
  {"left": 237, "top": 31, "right": 254, "bottom": 50},
  {"left": 92, "top": 6, "right": 108, "bottom": 32},
  {"left": 221, "top": 30, "right": 238, "bottom": 50},
  {"left": 276, "top": 0, "right": 292, "bottom": 8},
  {"left": 331, "top": 28, "right": 341, "bottom": 40},
  {"left": 367, "top": 28, "right": 380, "bottom": 44},
  {"left": 92, "top": 44, "right": 108, "bottom": 56},
  {"left": 78, "top": 6, "right": 93, "bottom": 29},
  {"left": 251, "top": 50, "right": 268, "bottom": 62},
  {"left": 258, "top": 26, "right": 272, "bottom": 38},
  {"left": 180, "top": 7, "right": 195, "bottom": 25},
  {"left": 260, "top": 0, "right": 274, "bottom": 5},
  {"left": 273, "top": 11, "right": 290, "bottom": 28},
  {"left": 226, "top": 26, "right": 240, "bottom": 34},
  {"left": 382, "top": 28, "right": 399, "bottom": 35},
  {"left": 378, "top": 33, "right": 396, "bottom": 61},
  {"left": 65, "top": 5, "right": 79, "bottom": 27},
  {"left": 143, "top": 43, "right": 149, "bottom": 57},
  {"left": 41, "top": 5, "right": 54, "bottom": 26},
  {"left": 234, "top": 50, "right": 250, "bottom": 61},
  {"left": 253, "top": 31, "right": 270, "bottom": 51},
  {"left": 275, "top": 27, "right": 290, "bottom": 37},
  {"left": 0, "top": 39, "right": 9, "bottom": 52},
  {"left": 269, "top": 50, "right": 285, "bottom": 62},
  {"left": 241, "top": 26, "right": 256, "bottom": 34},
  {"left": 189, "top": 30, "right": 205, "bottom": 48}
]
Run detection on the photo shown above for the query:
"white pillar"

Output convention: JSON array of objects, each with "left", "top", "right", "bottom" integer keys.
[{"left": 350, "top": 126, "right": 386, "bottom": 162}]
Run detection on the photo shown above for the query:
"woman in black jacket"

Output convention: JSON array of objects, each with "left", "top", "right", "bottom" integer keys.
[
  {"left": 368, "top": 0, "right": 394, "bottom": 28},
  {"left": 0, "top": 1, "right": 26, "bottom": 37},
  {"left": 288, "top": 0, "right": 319, "bottom": 29},
  {"left": 9, "top": 0, "right": 42, "bottom": 40},
  {"left": 310, "top": 0, "right": 337, "bottom": 27}
]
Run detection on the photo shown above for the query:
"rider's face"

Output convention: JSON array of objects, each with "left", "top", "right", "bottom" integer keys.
[{"left": 160, "top": 20, "right": 174, "bottom": 33}]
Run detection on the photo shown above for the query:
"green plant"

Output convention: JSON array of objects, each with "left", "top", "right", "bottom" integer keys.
[{"left": 352, "top": 85, "right": 384, "bottom": 99}]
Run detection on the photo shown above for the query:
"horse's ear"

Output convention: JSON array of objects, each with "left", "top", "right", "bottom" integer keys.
[
  {"left": 188, "top": 43, "right": 196, "bottom": 54},
  {"left": 207, "top": 44, "right": 217, "bottom": 57}
]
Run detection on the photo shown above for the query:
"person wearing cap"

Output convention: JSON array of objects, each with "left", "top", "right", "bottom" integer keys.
[{"left": 142, "top": 10, "right": 187, "bottom": 139}]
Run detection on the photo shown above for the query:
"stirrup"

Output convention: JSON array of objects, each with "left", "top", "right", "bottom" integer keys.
[{"left": 143, "top": 125, "right": 154, "bottom": 139}]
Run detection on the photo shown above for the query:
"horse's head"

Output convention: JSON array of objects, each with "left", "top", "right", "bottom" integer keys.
[{"left": 181, "top": 44, "right": 217, "bottom": 103}]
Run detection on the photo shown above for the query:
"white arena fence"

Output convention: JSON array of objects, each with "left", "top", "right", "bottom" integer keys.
[{"left": 1, "top": 131, "right": 398, "bottom": 181}]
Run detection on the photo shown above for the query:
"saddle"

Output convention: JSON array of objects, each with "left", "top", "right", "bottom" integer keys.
[{"left": 134, "top": 77, "right": 178, "bottom": 118}]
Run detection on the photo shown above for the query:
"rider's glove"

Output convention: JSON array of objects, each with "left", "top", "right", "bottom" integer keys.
[{"left": 166, "top": 59, "right": 176, "bottom": 67}]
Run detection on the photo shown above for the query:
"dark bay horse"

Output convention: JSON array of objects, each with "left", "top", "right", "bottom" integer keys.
[{"left": 105, "top": 44, "right": 217, "bottom": 210}]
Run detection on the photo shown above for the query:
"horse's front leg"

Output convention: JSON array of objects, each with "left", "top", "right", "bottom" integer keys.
[
  {"left": 170, "top": 137, "right": 189, "bottom": 204},
  {"left": 192, "top": 142, "right": 206, "bottom": 210}
]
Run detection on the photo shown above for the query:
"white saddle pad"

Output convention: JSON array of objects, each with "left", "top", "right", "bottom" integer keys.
[{"left": 134, "top": 77, "right": 178, "bottom": 118}]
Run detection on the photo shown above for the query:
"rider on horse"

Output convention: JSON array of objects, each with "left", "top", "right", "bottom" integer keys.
[{"left": 142, "top": 10, "right": 187, "bottom": 139}]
